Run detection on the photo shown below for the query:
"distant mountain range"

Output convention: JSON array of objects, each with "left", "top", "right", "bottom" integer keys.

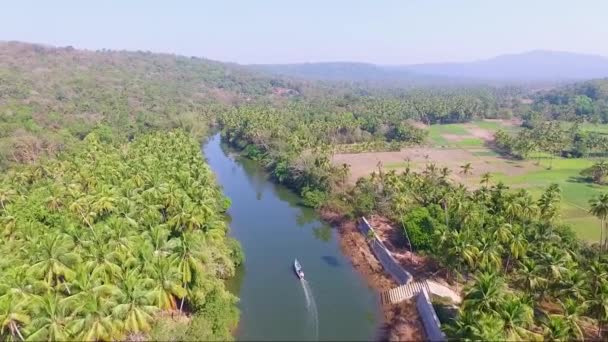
[{"left": 250, "top": 51, "right": 608, "bottom": 84}]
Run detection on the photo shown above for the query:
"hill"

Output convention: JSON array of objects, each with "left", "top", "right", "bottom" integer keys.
[
  {"left": 250, "top": 62, "right": 457, "bottom": 86},
  {"left": 403, "top": 50, "right": 608, "bottom": 81},
  {"left": 250, "top": 51, "right": 608, "bottom": 84},
  {"left": 251, "top": 62, "right": 410, "bottom": 82},
  {"left": 0, "top": 41, "right": 300, "bottom": 168}
]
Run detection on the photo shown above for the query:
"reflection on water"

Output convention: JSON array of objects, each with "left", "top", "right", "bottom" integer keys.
[
  {"left": 312, "top": 225, "right": 332, "bottom": 242},
  {"left": 321, "top": 255, "right": 341, "bottom": 267},
  {"left": 204, "top": 134, "right": 380, "bottom": 341}
]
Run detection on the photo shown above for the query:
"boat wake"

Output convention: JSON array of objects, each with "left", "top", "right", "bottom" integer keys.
[{"left": 301, "top": 279, "right": 319, "bottom": 341}]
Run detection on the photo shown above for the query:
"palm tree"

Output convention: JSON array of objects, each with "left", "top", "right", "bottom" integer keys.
[
  {"left": 173, "top": 232, "right": 206, "bottom": 312},
  {"left": 0, "top": 298, "right": 30, "bottom": 341},
  {"left": 538, "top": 185, "right": 561, "bottom": 222},
  {"left": 497, "top": 296, "right": 536, "bottom": 340},
  {"left": 460, "top": 162, "right": 473, "bottom": 177},
  {"left": 503, "top": 196, "right": 522, "bottom": 224},
  {"left": 26, "top": 292, "right": 75, "bottom": 341},
  {"left": 589, "top": 193, "right": 608, "bottom": 251},
  {"left": 68, "top": 290, "right": 122, "bottom": 341},
  {"left": 445, "top": 309, "right": 477, "bottom": 339},
  {"left": 550, "top": 298, "right": 586, "bottom": 340},
  {"left": 0, "top": 188, "right": 17, "bottom": 211},
  {"left": 112, "top": 270, "right": 157, "bottom": 334},
  {"left": 559, "top": 269, "right": 589, "bottom": 302},
  {"left": 587, "top": 280, "right": 608, "bottom": 337},
  {"left": 0, "top": 266, "right": 38, "bottom": 302},
  {"left": 517, "top": 194, "right": 539, "bottom": 227},
  {"left": 83, "top": 241, "right": 123, "bottom": 284},
  {"left": 340, "top": 163, "right": 350, "bottom": 185},
  {"left": 439, "top": 167, "right": 452, "bottom": 181},
  {"left": 480, "top": 172, "right": 492, "bottom": 187},
  {"left": 516, "top": 259, "right": 547, "bottom": 297},
  {"left": 469, "top": 313, "right": 505, "bottom": 341},
  {"left": 0, "top": 131, "right": 243, "bottom": 341},
  {"left": 29, "top": 234, "right": 79, "bottom": 287},
  {"left": 507, "top": 232, "right": 528, "bottom": 269},
  {"left": 147, "top": 257, "right": 187, "bottom": 311},
  {"left": 462, "top": 272, "right": 506, "bottom": 313},
  {"left": 543, "top": 315, "right": 572, "bottom": 341},
  {"left": 450, "top": 231, "right": 480, "bottom": 272},
  {"left": 477, "top": 237, "right": 503, "bottom": 272}
]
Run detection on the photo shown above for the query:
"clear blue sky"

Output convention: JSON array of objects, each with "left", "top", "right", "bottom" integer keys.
[{"left": 1, "top": 0, "right": 607, "bottom": 64}]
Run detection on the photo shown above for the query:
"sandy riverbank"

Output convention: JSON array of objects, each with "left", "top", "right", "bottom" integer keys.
[{"left": 319, "top": 210, "right": 425, "bottom": 341}]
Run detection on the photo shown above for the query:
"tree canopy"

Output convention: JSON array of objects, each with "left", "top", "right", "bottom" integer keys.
[{"left": 0, "top": 131, "right": 242, "bottom": 341}]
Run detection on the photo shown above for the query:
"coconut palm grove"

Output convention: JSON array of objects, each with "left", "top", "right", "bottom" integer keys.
[
  {"left": 2, "top": 29, "right": 608, "bottom": 341},
  {"left": 1, "top": 131, "right": 242, "bottom": 340}
]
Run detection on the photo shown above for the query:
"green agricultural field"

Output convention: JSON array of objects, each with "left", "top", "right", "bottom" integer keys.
[
  {"left": 426, "top": 120, "right": 519, "bottom": 148},
  {"left": 342, "top": 120, "right": 608, "bottom": 242},
  {"left": 427, "top": 123, "right": 470, "bottom": 146},
  {"left": 492, "top": 157, "right": 607, "bottom": 241},
  {"left": 426, "top": 121, "right": 608, "bottom": 241},
  {"left": 561, "top": 121, "right": 608, "bottom": 134}
]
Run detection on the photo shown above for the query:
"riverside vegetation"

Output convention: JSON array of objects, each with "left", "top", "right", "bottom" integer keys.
[
  {"left": 2, "top": 41, "right": 608, "bottom": 340},
  {"left": 0, "top": 131, "right": 243, "bottom": 341},
  {"left": 0, "top": 42, "right": 260, "bottom": 341},
  {"left": 218, "top": 82, "right": 608, "bottom": 339}
]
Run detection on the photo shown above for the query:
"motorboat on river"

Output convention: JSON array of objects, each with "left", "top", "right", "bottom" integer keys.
[{"left": 294, "top": 258, "right": 305, "bottom": 279}]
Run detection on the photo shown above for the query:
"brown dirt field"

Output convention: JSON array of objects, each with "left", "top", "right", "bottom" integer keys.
[
  {"left": 319, "top": 210, "right": 426, "bottom": 341},
  {"left": 334, "top": 146, "right": 540, "bottom": 185},
  {"left": 463, "top": 125, "right": 494, "bottom": 141}
]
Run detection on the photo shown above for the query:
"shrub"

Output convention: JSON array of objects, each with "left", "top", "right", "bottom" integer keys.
[
  {"left": 401, "top": 207, "right": 441, "bottom": 250},
  {"left": 301, "top": 187, "right": 328, "bottom": 208}
]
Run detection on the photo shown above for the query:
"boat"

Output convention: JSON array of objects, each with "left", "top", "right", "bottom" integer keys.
[{"left": 294, "top": 259, "right": 305, "bottom": 279}]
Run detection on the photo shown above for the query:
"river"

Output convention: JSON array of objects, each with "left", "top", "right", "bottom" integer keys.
[{"left": 203, "top": 134, "right": 381, "bottom": 341}]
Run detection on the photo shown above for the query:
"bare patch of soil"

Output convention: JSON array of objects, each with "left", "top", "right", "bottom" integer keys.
[
  {"left": 464, "top": 126, "right": 495, "bottom": 141},
  {"left": 319, "top": 210, "right": 425, "bottom": 341},
  {"left": 385, "top": 300, "right": 426, "bottom": 342},
  {"left": 334, "top": 146, "right": 539, "bottom": 185}
]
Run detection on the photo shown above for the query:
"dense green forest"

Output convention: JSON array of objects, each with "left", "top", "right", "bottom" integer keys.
[
  {"left": 216, "top": 85, "right": 608, "bottom": 339},
  {"left": 0, "top": 42, "right": 261, "bottom": 341},
  {"left": 218, "top": 86, "right": 525, "bottom": 205},
  {"left": 2, "top": 41, "right": 608, "bottom": 341},
  {"left": 494, "top": 121, "right": 608, "bottom": 160},
  {"left": 0, "top": 131, "right": 242, "bottom": 340},
  {"left": 533, "top": 78, "right": 608, "bottom": 123},
  {"left": 0, "top": 41, "right": 301, "bottom": 170},
  {"left": 341, "top": 167, "right": 607, "bottom": 339}
]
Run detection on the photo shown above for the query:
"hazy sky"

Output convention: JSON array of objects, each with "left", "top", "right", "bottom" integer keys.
[{"left": 2, "top": 0, "right": 607, "bottom": 64}]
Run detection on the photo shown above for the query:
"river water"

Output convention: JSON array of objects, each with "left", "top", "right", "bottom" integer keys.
[{"left": 203, "top": 134, "right": 380, "bottom": 341}]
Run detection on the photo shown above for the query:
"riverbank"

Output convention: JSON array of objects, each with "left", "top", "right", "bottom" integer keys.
[
  {"left": 217, "top": 134, "right": 426, "bottom": 340},
  {"left": 205, "top": 134, "right": 380, "bottom": 341},
  {"left": 319, "top": 210, "right": 425, "bottom": 341}
]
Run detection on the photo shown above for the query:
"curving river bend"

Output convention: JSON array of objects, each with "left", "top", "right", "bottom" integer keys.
[{"left": 203, "top": 134, "right": 381, "bottom": 341}]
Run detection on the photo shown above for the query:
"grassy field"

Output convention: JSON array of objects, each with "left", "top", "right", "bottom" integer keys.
[
  {"left": 334, "top": 120, "right": 608, "bottom": 242},
  {"left": 492, "top": 157, "right": 606, "bottom": 241},
  {"left": 427, "top": 120, "right": 520, "bottom": 148}
]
